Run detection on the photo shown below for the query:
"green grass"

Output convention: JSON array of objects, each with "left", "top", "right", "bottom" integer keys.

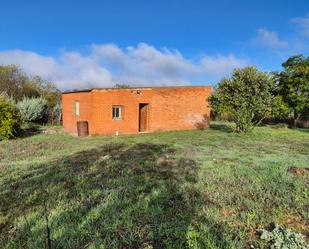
[{"left": 0, "top": 123, "right": 308, "bottom": 249}]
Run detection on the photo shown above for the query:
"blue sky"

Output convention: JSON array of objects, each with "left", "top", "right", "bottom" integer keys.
[{"left": 0, "top": 0, "right": 308, "bottom": 90}]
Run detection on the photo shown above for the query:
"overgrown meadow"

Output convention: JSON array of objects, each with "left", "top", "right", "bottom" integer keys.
[{"left": 0, "top": 123, "right": 308, "bottom": 248}]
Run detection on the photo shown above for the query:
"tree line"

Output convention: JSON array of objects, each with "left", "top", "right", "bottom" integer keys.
[
  {"left": 0, "top": 54, "right": 308, "bottom": 139},
  {"left": 209, "top": 55, "right": 309, "bottom": 132},
  {"left": 0, "top": 65, "right": 61, "bottom": 140}
]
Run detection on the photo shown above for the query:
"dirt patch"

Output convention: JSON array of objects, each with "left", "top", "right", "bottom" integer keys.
[
  {"left": 278, "top": 214, "right": 309, "bottom": 239},
  {"left": 42, "top": 127, "right": 63, "bottom": 134},
  {"left": 288, "top": 166, "right": 309, "bottom": 176}
]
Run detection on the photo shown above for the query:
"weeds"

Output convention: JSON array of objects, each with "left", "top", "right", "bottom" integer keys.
[{"left": 0, "top": 123, "right": 308, "bottom": 248}]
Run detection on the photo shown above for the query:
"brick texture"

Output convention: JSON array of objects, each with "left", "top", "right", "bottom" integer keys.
[{"left": 62, "top": 86, "right": 212, "bottom": 135}]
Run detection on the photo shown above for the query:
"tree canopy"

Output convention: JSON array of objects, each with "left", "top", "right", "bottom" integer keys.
[
  {"left": 0, "top": 65, "right": 60, "bottom": 107},
  {"left": 209, "top": 67, "right": 275, "bottom": 132},
  {"left": 276, "top": 55, "right": 309, "bottom": 120}
]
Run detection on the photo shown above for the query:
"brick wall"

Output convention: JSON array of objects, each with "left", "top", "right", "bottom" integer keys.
[
  {"left": 62, "top": 91, "right": 93, "bottom": 134},
  {"left": 62, "top": 86, "right": 212, "bottom": 135}
]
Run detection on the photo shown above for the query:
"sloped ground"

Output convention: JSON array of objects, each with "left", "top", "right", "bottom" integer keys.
[{"left": 0, "top": 123, "right": 308, "bottom": 248}]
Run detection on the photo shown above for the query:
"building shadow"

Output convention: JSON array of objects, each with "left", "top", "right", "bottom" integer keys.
[
  {"left": 210, "top": 123, "right": 234, "bottom": 133},
  {"left": 297, "top": 128, "right": 309, "bottom": 133},
  {"left": 0, "top": 142, "right": 234, "bottom": 248},
  {"left": 17, "top": 124, "right": 42, "bottom": 138}
]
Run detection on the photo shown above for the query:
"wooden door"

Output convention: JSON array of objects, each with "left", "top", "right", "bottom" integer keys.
[{"left": 139, "top": 104, "right": 148, "bottom": 132}]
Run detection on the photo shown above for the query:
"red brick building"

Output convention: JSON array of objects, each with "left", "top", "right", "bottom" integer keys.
[{"left": 62, "top": 86, "right": 212, "bottom": 135}]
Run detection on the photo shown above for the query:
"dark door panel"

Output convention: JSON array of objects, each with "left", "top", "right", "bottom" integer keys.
[{"left": 139, "top": 104, "right": 148, "bottom": 132}]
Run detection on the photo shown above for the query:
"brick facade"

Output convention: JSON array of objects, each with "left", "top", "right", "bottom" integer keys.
[{"left": 62, "top": 86, "right": 212, "bottom": 135}]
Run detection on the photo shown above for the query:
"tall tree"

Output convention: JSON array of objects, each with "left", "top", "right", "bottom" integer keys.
[
  {"left": 276, "top": 55, "right": 309, "bottom": 121},
  {"left": 209, "top": 67, "right": 275, "bottom": 132}
]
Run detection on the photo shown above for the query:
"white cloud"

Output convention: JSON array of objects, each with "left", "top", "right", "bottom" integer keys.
[
  {"left": 290, "top": 15, "right": 309, "bottom": 38},
  {"left": 251, "top": 28, "right": 288, "bottom": 49},
  {"left": 0, "top": 50, "right": 59, "bottom": 77},
  {"left": 200, "top": 54, "right": 249, "bottom": 76},
  {"left": 0, "top": 43, "right": 249, "bottom": 90},
  {"left": 0, "top": 49, "right": 113, "bottom": 90}
]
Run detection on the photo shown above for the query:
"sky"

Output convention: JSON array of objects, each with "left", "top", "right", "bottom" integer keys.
[{"left": 0, "top": 0, "right": 308, "bottom": 90}]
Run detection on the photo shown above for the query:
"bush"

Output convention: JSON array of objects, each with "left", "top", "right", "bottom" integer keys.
[
  {"left": 0, "top": 95, "right": 21, "bottom": 140},
  {"left": 259, "top": 225, "right": 309, "bottom": 249},
  {"left": 209, "top": 67, "right": 275, "bottom": 133},
  {"left": 17, "top": 97, "right": 47, "bottom": 123}
]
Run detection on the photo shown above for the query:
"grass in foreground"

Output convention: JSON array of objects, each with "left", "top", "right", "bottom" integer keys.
[{"left": 0, "top": 123, "right": 308, "bottom": 248}]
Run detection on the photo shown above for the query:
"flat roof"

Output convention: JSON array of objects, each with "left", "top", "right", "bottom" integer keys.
[{"left": 62, "top": 85, "right": 211, "bottom": 94}]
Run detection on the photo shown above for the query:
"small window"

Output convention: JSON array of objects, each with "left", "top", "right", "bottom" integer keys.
[
  {"left": 112, "top": 106, "right": 122, "bottom": 119},
  {"left": 74, "top": 101, "right": 80, "bottom": 116}
]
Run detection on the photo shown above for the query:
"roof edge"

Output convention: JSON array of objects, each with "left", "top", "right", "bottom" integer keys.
[
  {"left": 62, "top": 85, "right": 212, "bottom": 94},
  {"left": 62, "top": 89, "right": 92, "bottom": 94}
]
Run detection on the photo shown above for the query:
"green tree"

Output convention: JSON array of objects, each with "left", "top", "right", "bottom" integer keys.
[
  {"left": 271, "top": 95, "right": 290, "bottom": 120},
  {"left": 276, "top": 55, "right": 309, "bottom": 121},
  {"left": 209, "top": 67, "right": 275, "bottom": 133}
]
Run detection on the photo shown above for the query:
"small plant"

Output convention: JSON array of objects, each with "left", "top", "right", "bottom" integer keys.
[
  {"left": 17, "top": 97, "right": 47, "bottom": 123},
  {"left": 0, "top": 95, "right": 21, "bottom": 140},
  {"left": 259, "top": 225, "right": 309, "bottom": 249}
]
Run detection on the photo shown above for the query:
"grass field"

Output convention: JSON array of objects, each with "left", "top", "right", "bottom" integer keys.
[{"left": 0, "top": 123, "right": 308, "bottom": 249}]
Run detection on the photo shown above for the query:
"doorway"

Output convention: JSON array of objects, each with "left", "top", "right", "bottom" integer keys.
[{"left": 139, "top": 103, "right": 148, "bottom": 132}]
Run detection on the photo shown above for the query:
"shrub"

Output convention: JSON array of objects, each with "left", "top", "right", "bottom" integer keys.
[
  {"left": 209, "top": 67, "right": 275, "bottom": 133},
  {"left": 259, "top": 225, "right": 309, "bottom": 249},
  {"left": 0, "top": 95, "right": 21, "bottom": 140},
  {"left": 17, "top": 97, "right": 47, "bottom": 123}
]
